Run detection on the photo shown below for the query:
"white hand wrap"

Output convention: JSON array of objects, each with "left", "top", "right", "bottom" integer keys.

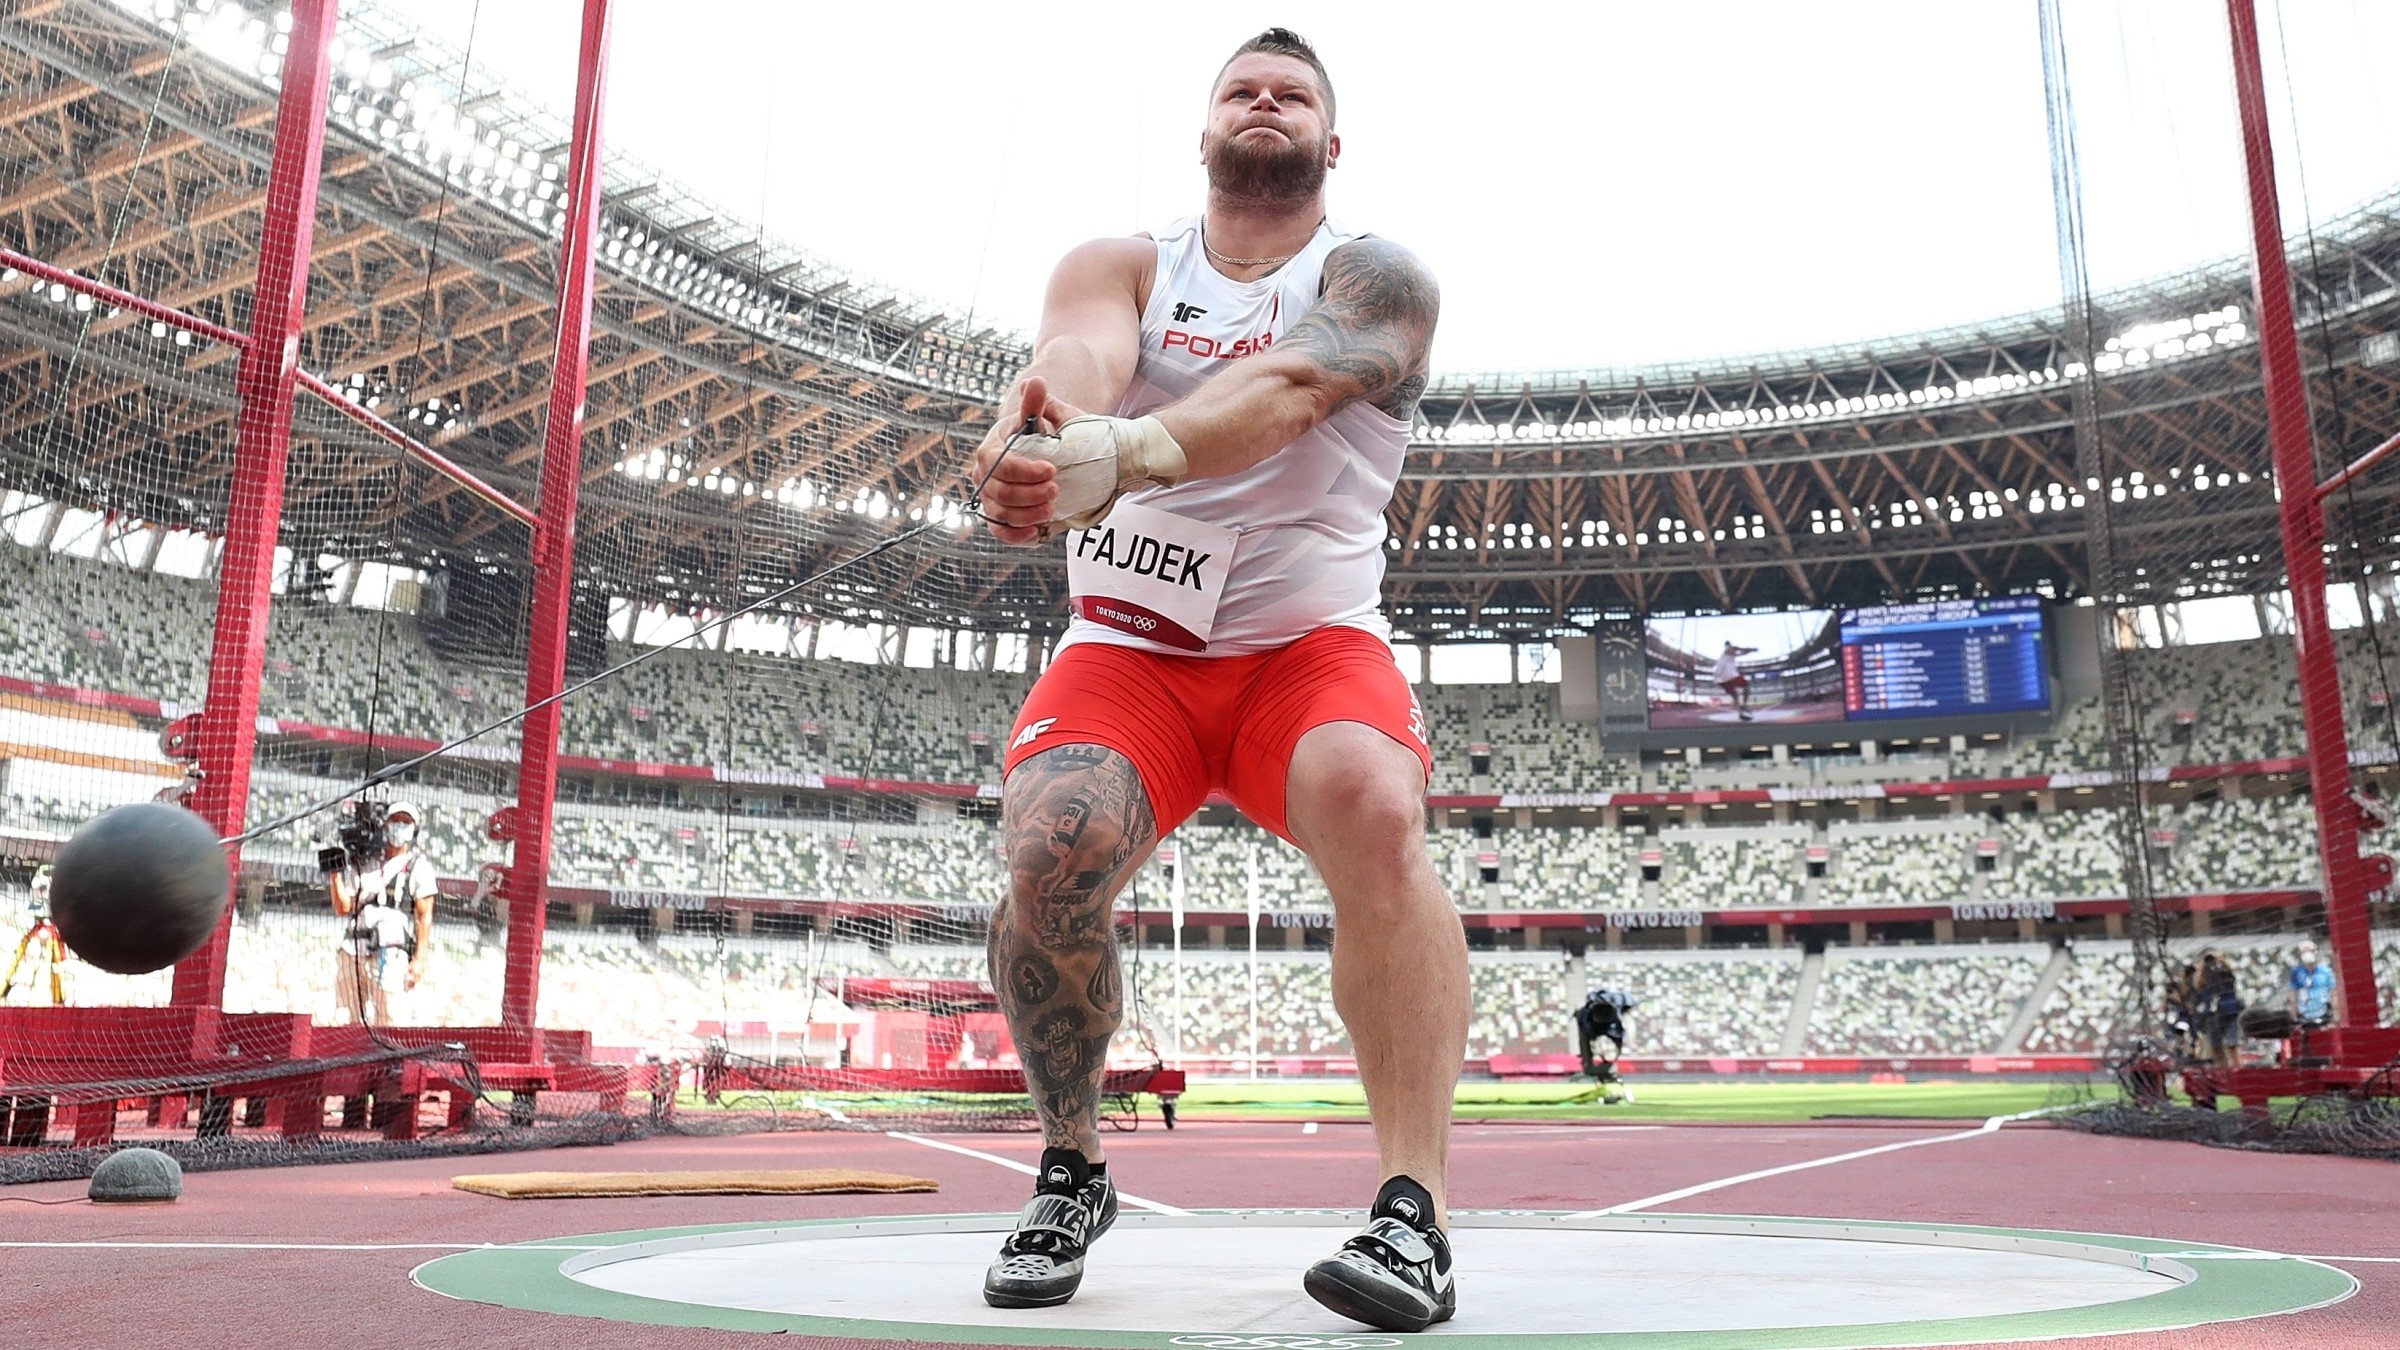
[{"left": 1009, "top": 414, "right": 1188, "bottom": 537}]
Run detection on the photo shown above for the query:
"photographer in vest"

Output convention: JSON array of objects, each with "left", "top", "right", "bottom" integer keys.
[
  {"left": 964, "top": 29, "right": 1464, "bottom": 1333},
  {"left": 326, "top": 800, "right": 438, "bottom": 1026}
]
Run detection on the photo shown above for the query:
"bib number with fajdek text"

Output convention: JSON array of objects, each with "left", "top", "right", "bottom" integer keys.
[{"left": 1066, "top": 499, "right": 1238, "bottom": 651}]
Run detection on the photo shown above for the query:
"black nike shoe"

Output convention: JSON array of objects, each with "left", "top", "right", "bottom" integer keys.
[
  {"left": 1303, "top": 1175, "right": 1457, "bottom": 1332},
  {"left": 983, "top": 1147, "right": 1119, "bottom": 1309}
]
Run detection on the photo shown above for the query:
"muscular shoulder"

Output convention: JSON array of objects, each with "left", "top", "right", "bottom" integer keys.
[
  {"left": 1050, "top": 237, "right": 1155, "bottom": 304},
  {"left": 1061, "top": 235, "right": 1155, "bottom": 270},
  {"left": 1288, "top": 237, "right": 1440, "bottom": 419},
  {"left": 1320, "top": 237, "right": 1440, "bottom": 322}
]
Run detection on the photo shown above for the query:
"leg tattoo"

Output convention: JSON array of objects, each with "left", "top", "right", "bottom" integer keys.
[{"left": 988, "top": 745, "right": 1155, "bottom": 1155}]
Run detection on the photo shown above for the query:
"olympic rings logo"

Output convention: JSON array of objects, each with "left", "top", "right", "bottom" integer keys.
[
  {"left": 1169, "top": 1338, "right": 1403, "bottom": 1349},
  {"left": 1094, "top": 604, "right": 1158, "bottom": 633}
]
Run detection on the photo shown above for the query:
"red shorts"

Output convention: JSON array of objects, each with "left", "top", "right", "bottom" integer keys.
[{"left": 1003, "top": 626, "right": 1432, "bottom": 843}]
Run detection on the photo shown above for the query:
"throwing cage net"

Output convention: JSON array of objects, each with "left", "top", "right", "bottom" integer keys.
[
  {"left": 3, "top": 0, "right": 2400, "bottom": 1179},
  {"left": 2028, "top": 0, "right": 2400, "bottom": 1154}
]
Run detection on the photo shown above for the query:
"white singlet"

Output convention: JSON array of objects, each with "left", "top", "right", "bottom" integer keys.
[
  {"left": 1713, "top": 649, "right": 1743, "bottom": 683},
  {"left": 1055, "top": 216, "right": 1414, "bottom": 658}
]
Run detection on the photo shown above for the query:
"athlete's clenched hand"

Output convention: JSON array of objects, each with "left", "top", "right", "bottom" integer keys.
[
  {"left": 972, "top": 377, "right": 1186, "bottom": 542},
  {"left": 1013, "top": 415, "right": 1188, "bottom": 538},
  {"left": 969, "top": 376, "right": 1065, "bottom": 546}
]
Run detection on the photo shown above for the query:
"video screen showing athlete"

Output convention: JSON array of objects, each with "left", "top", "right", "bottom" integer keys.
[
  {"left": 963, "top": 27, "right": 1465, "bottom": 1334},
  {"left": 1714, "top": 642, "right": 1759, "bottom": 721},
  {"left": 1643, "top": 611, "right": 1845, "bottom": 728}
]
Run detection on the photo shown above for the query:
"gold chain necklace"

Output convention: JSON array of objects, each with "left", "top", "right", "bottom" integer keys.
[{"left": 1202, "top": 218, "right": 1322, "bottom": 269}]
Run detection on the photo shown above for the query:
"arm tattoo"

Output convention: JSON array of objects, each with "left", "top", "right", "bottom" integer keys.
[
  {"left": 987, "top": 744, "right": 1156, "bottom": 1153},
  {"left": 1279, "top": 237, "right": 1440, "bottom": 420}
]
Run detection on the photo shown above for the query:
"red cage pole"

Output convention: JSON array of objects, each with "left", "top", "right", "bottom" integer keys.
[
  {"left": 2224, "top": 0, "right": 2382, "bottom": 1030},
  {"left": 173, "top": 0, "right": 340, "bottom": 1010},
  {"left": 501, "top": 0, "right": 614, "bottom": 1031}
]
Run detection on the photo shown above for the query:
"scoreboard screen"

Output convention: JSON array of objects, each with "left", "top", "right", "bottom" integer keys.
[{"left": 1839, "top": 596, "right": 2049, "bottom": 721}]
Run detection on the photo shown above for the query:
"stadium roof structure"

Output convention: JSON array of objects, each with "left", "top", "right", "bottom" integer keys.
[{"left": 3, "top": 0, "right": 2400, "bottom": 645}]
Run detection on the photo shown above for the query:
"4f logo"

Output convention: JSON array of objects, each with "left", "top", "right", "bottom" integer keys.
[
  {"left": 1171, "top": 301, "right": 1208, "bottom": 323},
  {"left": 1012, "top": 717, "right": 1058, "bottom": 750}
]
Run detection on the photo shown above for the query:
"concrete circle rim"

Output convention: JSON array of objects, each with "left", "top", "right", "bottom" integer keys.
[{"left": 411, "top": 1208, "right": 2357, "bottom": 1348}]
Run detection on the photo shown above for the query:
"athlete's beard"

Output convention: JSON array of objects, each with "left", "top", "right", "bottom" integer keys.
[{"left": 1204, "top": 125, "right": 1328, "bottom": 204}]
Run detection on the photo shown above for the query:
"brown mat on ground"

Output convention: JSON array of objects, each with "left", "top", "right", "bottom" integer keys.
[{"left": 451, "top": 1168, "right": 939, "bottom": 1199}]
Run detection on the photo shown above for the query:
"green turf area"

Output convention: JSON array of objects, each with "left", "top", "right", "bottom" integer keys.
[
  {"left": 652, "top": 1078, "right": 2106, "bottom": 1126},
  {"left": 1173, "top": 1078, "right": 2095, "bottom": 1123}
]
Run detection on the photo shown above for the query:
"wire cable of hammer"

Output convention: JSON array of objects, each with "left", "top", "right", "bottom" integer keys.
[
  {"left": 223, "top": 418, "right": 1045, "bottom": 849},
  {"left": 359, "top": 0, "right": 485, "bottom": 796}
]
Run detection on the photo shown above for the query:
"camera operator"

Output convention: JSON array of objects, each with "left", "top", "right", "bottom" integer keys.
[
  {"left": 1575, "top": 987, "right": 1636, "bottom": 1080},
  {"left": 324, "top": 801, "right": 438, "bottom": 1026}
]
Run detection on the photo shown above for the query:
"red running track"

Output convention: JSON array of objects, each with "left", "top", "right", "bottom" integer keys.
[{"left": 0, "top": 1119, "right": 2393, "bottom": 1348}]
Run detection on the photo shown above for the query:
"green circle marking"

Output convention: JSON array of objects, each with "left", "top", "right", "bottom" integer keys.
[{"left": 411, "top": 1209, "right": 2354, "bottom": 1349}]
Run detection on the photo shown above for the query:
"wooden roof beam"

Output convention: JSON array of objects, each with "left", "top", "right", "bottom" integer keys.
[
  {"left": 1396, "top": 471, "right": 1441, "bottom": 565},
  {"left": 0, "top": 376, "right": 145, "bottom": 440},
  {"left": 1470, "top": 473, "right": 1507, "bottom": 568},
  {"left": 0, "top": 130, "right": 199, "bottom": 222},
  {"left": 0, "top": 52, "right": 168, "bottom": 132},
  {"left": 444, "top": 346, "right": 671, "bottom": 448},
  {"left": 1665, "top": 459, "right": 1730, "bottom": 609},
  {"left": 1733, "top": 452, "right": 1814, "bottom": 604},
  {"left": 1804, "top": 453, "right": 1901, "bottom": 595},
  {"left": 1598, "top": 459, "right": 1642, "bottom": 572},
  {"left": 651, "top": 388, "right": 788, "bottom": 493},
  {"left": 786, "top": 414, "right": 888, "bottom": 480},
  {"left": 329, "top": 295, "right": 548, "bottom": 381},
  {"left": 1868, "top": 445, "right": 1992, "bottom": 590},
  {"left": 884, "top": 426, "right": 955, "bottom": 484},
  {"left": 556, "top": 364, "right": 724, "bottom": 460}
]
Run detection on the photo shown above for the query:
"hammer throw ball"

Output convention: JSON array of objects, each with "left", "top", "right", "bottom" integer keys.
[{"left": 48, "top": 802, "right": 230, "bottom": 975}]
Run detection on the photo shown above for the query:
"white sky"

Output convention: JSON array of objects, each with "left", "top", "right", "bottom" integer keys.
[{"left": 378, "top": 0, "right": 2400, "bottom": 374}]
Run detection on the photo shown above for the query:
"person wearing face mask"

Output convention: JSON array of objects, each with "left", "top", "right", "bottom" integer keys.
[
  {"left": 327, "top": 801, "right": 439, "bottom": 1026},
  {"left": 2286, "top": 939, "right": 2337, "bottom": 1030}
]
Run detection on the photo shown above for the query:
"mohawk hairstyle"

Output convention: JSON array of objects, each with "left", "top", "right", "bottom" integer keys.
[{"left": 1218, "top": 27, "right": 1336, "bottom": 125}]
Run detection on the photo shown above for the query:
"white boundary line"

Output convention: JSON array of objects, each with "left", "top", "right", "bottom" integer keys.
[
  {"left": 885, "top": 1131, "right": 1190, "bottom": 1215},
  {"left": 1567, "top": 1103, "right": 2077, "bottom": 1217}
]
